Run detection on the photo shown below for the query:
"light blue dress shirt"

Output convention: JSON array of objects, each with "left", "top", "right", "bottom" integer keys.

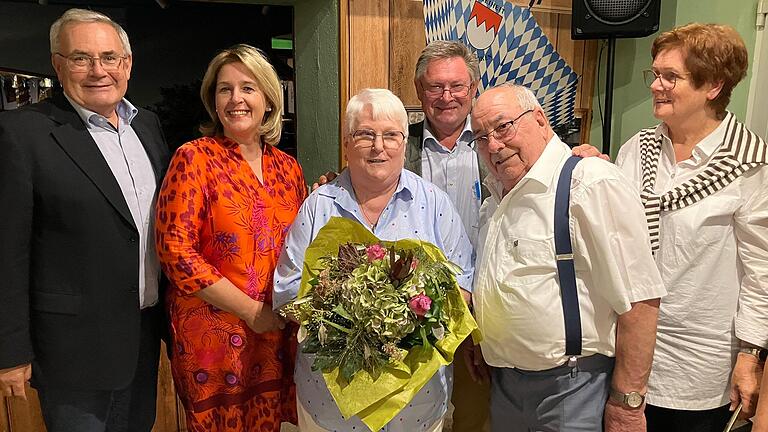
[
  {"left": 420, "top": 117, "right": 482, "bottom": 249},
  {"left": 66, "top": 95, "right": 160, "bottom": 308},
  {"left": 274, "top": 169, "right": 474, "bottom": 431}
]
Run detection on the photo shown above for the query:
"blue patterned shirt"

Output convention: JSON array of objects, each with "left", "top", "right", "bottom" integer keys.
[{"left": 274, "top": 169, "right": 474, "bottom": 431}]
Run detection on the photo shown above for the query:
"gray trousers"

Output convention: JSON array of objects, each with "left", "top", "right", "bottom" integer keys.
[{"left": 490, "top": 354, "right": 614, "bottom": 432}]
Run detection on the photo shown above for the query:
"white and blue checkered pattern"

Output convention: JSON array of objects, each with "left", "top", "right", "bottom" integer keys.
[{"left": 423, "top": 0, "right": 578, "bottom": 127}]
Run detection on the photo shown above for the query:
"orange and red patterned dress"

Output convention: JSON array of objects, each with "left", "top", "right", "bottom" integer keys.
[{"left": 155, "top": 136, "right": 306, "bottom": 431}]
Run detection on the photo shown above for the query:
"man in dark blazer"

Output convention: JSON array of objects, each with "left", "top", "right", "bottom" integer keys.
[{"left": 0, "top": 9, "right": 169, "bottom": 432}]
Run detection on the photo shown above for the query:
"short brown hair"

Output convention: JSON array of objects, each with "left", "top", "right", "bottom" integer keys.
[
  {"left": 651, "top": 23, "right": 748, "bottom": 118},
  {"left": 199, "top": 44, "right": 283, "bottom": 145}
]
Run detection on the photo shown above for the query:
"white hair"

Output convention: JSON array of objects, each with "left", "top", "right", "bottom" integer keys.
[
  {"left": 344, "top": 88, "right": 408, "bottom": 137},
  {"left": 497, "top": 82, "right": 542, "bottom": 111},
  {"left": 50, "top": 8, "right": 132, "bottom": 55}
]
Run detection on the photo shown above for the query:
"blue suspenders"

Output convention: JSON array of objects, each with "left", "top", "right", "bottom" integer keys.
[{"left": 554, "top": 156, "right": 583, "bottom": 369}]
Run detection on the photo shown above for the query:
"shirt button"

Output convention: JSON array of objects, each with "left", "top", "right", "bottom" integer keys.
[{"left": 129, "top": 237, "right": 137, "bottom": 243}]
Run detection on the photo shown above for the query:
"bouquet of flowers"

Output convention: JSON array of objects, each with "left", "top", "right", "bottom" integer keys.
[{"left": 283, "top": 217, "right": 478, "bottom": 431}]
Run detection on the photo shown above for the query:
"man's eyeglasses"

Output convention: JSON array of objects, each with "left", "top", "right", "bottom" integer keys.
[
  {"left": 642, "top": 69, "right": 689, "bottom": 90},
  {"left": 470, "top": 109, "right": 534, "bottom": 148},
  {"left": 351, "top": 129, "right": 406, "bottom": 150},
  {"left": 55, "top": 52, "right": 128, "bottom": 72},
  {"left": 423, "top": 84, "right": 472, "bottom": 98}
]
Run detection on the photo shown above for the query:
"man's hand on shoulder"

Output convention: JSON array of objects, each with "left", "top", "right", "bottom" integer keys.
[
  {"left": 604, "top": 400, "right": 646, "bottom": 432},
  {"left": 0, "top": 363, "right": 31, "bottom": 400},
  {"left": 572, "top": 143, "right": 610, "bottom": 161},
  {"left": 311, "top": 171, "right": 339, "bottom": 191}
]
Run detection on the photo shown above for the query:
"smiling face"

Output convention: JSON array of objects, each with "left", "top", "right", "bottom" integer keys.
[
  {"left": 650, "top": 47, "right": 723, "bottom": 126},
  {"left": 214, "top": 62, "right": 268, "bottom": 145},
  {"left": 415, "top": 57, "right": 476, "bottom": 136},
  {"left": 471, "top": 87, "right": 549, "bottom": 191},
  {"left": 344, "top": 105, "right": 406, "bottom": 194},
  {"left": 52, "top": 21, "right": 132, "bottom": 118}
]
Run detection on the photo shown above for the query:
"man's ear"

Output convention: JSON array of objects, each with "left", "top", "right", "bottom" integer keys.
[
  {"left": 414, "top": 78, "right": 424, "bottom": 104},
  {"left": 123, "top": 54, "right": 133, "bottom": 80},
  {"left": 51, "top": 54, "right": 65, "bottom": 81}
]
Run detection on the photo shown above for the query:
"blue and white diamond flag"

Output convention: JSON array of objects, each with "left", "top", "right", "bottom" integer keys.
[{"left": 423, "top": 0, "right": 578, "bottom": 127}]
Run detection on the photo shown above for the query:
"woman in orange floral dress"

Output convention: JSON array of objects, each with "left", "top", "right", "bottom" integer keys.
[{"left": 155, "top": 44, "right": 305, "bottom": 431}]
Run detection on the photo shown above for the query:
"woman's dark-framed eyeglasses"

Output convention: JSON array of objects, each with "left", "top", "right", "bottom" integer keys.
[
  {"left": 642, "top": 69, "right": 689, "bottom": 90},
  {"left": 470, "top": 109, "right": 534, "bottom": 148},
  {"left": 351, "top": 129, "right": 406, "bottom": 150}
]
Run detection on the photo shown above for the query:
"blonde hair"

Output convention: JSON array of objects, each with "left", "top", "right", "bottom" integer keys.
[{"left": 199, "top": 44, "right": 283, "bottom": 145}]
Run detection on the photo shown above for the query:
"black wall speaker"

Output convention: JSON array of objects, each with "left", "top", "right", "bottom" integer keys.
[{"left": 571, "top": 0, "right": 661, "bottom": 40}]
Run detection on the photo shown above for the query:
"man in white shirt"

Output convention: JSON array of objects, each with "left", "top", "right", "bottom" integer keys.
[{"left": 468, "top": 83, "right": 666, "bottom": 431}]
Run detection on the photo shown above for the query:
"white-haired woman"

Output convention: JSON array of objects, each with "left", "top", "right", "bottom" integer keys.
[{"left": 273, "top": 88, "right": 474, "bottom": 431}]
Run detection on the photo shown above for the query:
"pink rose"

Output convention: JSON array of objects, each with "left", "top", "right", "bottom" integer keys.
[
  {"left": 366, "top": 244, "right": 387, "bottom": 261},
  {"left": 408, "top": 294, "right": 432, "bottom": 317},
  {"left": 410, "top": 257, "right": 420, "bottom": 271}
]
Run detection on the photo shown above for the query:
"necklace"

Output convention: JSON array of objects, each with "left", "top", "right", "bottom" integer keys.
[{"left": 360, "top": 206, "right": 379, "bottom": 230}]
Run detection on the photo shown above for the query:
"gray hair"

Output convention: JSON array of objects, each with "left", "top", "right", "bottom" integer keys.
[
  {"left": 345, "top": 88, "right": 408, "bottom": 137},
  {"left": 415, "top": 40, "right": 480, "bottom": 83},
  {"left": 497, "top": 82, "right": 542, "bottom": 112},
  {"left": 50, "top": 8, "right": 132, "bottom": 55}
]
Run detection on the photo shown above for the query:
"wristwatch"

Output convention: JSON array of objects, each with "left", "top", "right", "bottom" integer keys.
[
  {"left": 608, "top": 388, "right": 645, "bottom": 409},
  {"left": 739, "top": 346, "right": 768, "bottom": 362}
]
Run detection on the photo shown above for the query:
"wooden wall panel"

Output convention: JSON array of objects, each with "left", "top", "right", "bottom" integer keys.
[
  {"left": 152, "top": 343, "right": 186, "bottom": 432},
  {"left": 531, "top": 10, "right": 558, "bottom": 47},
  {"left": 4, "top": 386, "right": 45, "bottom": 432},
  {"left": 348, "top": 0, "right": 390, "bottom": 95},
  {"left": 389, "top": 0, "right": 426, "bottom": 107},
  {"left": 1, "top": 398, "right": 9, "bottom": 432}
]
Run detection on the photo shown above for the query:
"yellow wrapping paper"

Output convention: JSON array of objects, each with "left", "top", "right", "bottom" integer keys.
[{"left": 297, "top": 217, "right": 480, "bottom": 431}]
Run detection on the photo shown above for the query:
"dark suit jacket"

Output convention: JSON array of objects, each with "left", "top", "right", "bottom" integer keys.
[
  {"left": 405, "top": 120, "right": 490, "bottom": 201},
  {"left": 0, "top": 95, "right": 169, "bottom": 390}
]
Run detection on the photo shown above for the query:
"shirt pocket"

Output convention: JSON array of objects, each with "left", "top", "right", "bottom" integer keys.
[{"left": 497, "top": 237, "right": 556, "bottom": 288}]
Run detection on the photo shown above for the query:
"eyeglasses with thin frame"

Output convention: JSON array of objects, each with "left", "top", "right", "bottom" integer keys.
[
  {"left": 470, "top": 109, "right": 534, "bottom": 149},
  {"left": 55, "top": 52, "right": 129, "bottom": 72},
  {"left": 423, "top": 83, "right": 472, "bottom": 98},
  {"left": 642, "top": 69, "right": 689, "bottom": 91},
  {"left": 351, "top": 129, "right": 406, "bottom": 150}
]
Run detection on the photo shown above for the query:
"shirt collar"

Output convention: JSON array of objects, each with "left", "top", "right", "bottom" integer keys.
[
  {"left": 422, "top": 116, "right": 474, "bottom": 151},
  {"left": 514, "top": 135, "right": 568, "bottom": 191},
  {"left": 65, "top": 94, "right": 138, "bottom": 128},
  {"left": 482, "top": 135, "right": 566, "bottom": 200},
  {"left": 655, "top": 112, "right": 730, "bottom": 163},
  {"left": 320, "top": 169, "right": 414, "bottom": 216}
]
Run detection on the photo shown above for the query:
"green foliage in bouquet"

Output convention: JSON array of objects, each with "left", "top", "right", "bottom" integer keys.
[
  {"left": 282, "top": 217, "right": 479, "bottom": 431},
  {"left": 288, "top": 240, "right": 460, "bottom": 383}
]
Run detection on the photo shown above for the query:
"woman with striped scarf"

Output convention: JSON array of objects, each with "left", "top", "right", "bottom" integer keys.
[{"left": 614, "top": 23, "right": 768, "bottom": 432}]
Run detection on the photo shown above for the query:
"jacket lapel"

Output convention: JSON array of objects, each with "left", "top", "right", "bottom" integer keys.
[
  {"left": 48, "top": 98, "right": 136, "bottom": 230},
  {"left": 131, "top": 111, "right": 167, "bottom": 184},
  {"left": 405, "top": 121, "right": 424, "bottom": 175}
]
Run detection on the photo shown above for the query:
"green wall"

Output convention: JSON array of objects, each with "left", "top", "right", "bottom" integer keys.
[
  {"left": 588, "top": 0, "right": 759, "bottom": 157},
  {"left": 208, "top": 0, "right": 339, "bottom": 184},
  {"left": 293, "top": 0, "right": 340, "bottom": 184}
]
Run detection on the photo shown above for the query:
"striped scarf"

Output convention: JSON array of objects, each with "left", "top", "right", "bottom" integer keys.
[{"left": 640, "top": 112, "right": 768, "bottom": 252}]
